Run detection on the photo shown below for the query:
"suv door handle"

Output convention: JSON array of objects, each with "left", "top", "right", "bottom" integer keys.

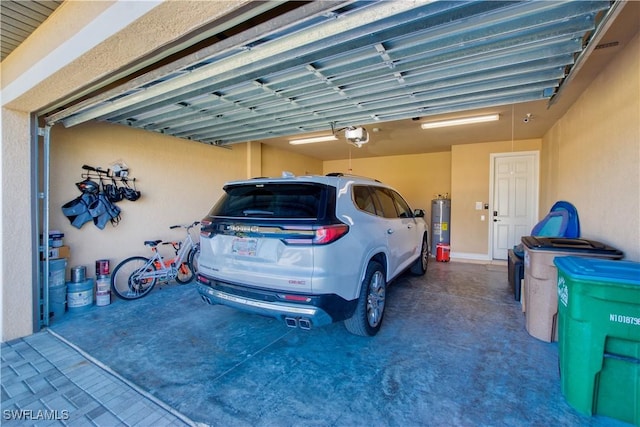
[{"left": 387, "top": 229, "right": 394, "bottom": 234}]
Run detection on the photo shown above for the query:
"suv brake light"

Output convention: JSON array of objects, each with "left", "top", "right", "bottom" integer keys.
[
  {"left": 282, "top": 224, "right": 348, "bottom": 245},
  {"left": 313, "top": 224, "right": 349, "bottom": 244}
]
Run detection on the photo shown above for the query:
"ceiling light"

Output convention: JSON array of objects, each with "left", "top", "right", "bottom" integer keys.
[
  {"left": 421, "top": 114, "right": 500, "bottom": 129},
  {"left": 289, "top": 135, "right": 338, "bottom": 145}
]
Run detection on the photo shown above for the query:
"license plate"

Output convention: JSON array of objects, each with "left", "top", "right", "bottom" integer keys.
[{"left": 232, "top": 238, "right": 258, "bottom": 256}]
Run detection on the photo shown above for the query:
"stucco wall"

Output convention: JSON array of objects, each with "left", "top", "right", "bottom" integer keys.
[
  {"left": 541, "top": 32, "right": 640, "bottom": 261},
  {"left": 323, "top": 151, "right": 452, "bottom": 215},
  {"left": 262, "top": 144, "right": 323, "bottom": 177},
  {"left": 1, "top": 110, "right": 34, "bottom": 341}
]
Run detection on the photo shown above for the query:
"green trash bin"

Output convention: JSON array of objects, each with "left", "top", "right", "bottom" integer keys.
[{"left": 554, "top": 256, "right": 640, "bottom": 426}]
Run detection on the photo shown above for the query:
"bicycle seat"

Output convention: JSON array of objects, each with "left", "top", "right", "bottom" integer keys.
[{"left": 144, "top": 240, "right": 162, "bottom": 247}]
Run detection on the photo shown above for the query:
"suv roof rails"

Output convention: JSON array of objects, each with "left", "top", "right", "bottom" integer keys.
[{"left": 325, "top": 172, "right": 380, "bottom": 182}]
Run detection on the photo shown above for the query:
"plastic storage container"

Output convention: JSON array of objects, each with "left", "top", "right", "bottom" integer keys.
[
  {"left": 49, "top": 283, "right": 66, "bottom": 319},
  {"left": 41, "top": 259, "right": 67, "bottom": 320},
  {"left": 554, "top": 256, "right": 640, "bottom": 426},
  {"left": 508, "top": 249, "right": 524, "bottom": 301},
  {"left": 47, "top": 258, "right": 67, "bottom": 287},
  {"left": 436, "top": 243, "right": 450, "bottom": 262},
  {"left": 67, "top": 278, "right": 94, "bottom": 312},
  {"left": 522, "top": 237, "right": 623, "bottom": 342}
]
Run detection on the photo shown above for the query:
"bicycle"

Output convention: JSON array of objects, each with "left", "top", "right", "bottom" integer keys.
[{"left": 111, "top": 221, "right": 200, "bottom": 300}]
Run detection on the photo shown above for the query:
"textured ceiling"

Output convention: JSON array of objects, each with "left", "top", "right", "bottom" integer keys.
[{"left": 45, "top": 0, "right": 618, "bottom": 153}]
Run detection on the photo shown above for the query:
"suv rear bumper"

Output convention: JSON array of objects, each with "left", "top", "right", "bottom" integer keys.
[{"left": 196, "top": 278, "right": 356, "bottom": 328}]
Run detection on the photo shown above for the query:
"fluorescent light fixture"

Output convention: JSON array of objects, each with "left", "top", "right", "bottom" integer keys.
[
  {"left": 421, "top": 114, "right": 500, "bottom": 129},
  {"left": 289, "top": 135, "right": 338, "bottom": 145}
]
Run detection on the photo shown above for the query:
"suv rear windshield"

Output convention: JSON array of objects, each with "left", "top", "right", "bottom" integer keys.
[{"left": 209, "top": 183, "right": 326, "bottom": 219}]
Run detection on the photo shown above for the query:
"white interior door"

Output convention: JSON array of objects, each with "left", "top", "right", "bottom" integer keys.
[{"left": 491, "top": 152, "right": 539, "bottom": 260}]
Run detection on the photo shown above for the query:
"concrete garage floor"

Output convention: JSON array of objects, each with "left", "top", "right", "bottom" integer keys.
[{"left": 48, "top": 261, "right": 626, "bottom": 427}]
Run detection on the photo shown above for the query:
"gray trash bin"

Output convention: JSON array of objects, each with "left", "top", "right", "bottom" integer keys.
[{"left": 522, "top": 237, "right": 623, "bottom": 342}]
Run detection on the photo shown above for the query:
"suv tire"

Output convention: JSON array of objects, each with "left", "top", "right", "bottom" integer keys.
[
  {"left": 344, "top": 261, "right": 386, "bottom": 336},
  {"left": 410, "top": 234, "right": 429, "bottom": 276}
]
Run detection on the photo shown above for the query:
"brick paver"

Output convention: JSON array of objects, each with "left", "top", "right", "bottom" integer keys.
[{"left": 1, "top": 331, "right": 194, "bottom": 426}]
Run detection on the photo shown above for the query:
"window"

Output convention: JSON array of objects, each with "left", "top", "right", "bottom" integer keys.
[
  {"left": 372, "top": 187, "right": 398, "bottom": 218},
  {"left": 390, "top": 190, "right": 413, "bottom": 218},
  {"left": 210, "top": 183, "right": 324, "bottom": 218},
  {"left": 352, "top": 186, "right": 376, "bottom": 215}
]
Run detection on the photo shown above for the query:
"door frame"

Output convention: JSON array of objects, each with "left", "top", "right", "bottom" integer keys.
[{"left": 488, "top": 150, "right": 540, "bottom": 260}]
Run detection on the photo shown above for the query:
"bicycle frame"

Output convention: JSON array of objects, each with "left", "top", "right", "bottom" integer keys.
[
  {"left": 134, "top": 225, "right": 196, "bottom": 282},
  {"left": 111, "top": 221, "right": 201, "bottom": 300}
]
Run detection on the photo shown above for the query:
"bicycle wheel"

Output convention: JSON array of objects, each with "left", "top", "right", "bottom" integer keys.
[
  {"left": 188, "top": 243, "right": 200, "bottom": 275},
  {"left": 175, "top": 261, "right": 194, "bottom": 284},
  {"left": 111, "top": 256, "right": 157, "bottom": 300}
]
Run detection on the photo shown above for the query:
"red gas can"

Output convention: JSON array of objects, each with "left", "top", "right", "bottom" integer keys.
[{"left": 436, "top": 243, "right": 450, "bottom": 262}]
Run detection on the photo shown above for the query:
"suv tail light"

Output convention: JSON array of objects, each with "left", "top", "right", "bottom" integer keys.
[
  {"left": 312, "top": 224, "right": 349, "bottom": 244},
  {"left": 284, "top": 223, "right": 349, "bottom": 245}
]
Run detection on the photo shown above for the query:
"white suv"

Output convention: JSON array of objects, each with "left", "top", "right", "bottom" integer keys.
[{"left": 196, "top": 173, "right": 429, "bottom": 336}]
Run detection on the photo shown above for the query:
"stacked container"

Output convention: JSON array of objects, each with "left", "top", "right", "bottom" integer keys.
[
  {"left": 67, "top": 265, "right": 93, "bottom": 312},
  {"left": 95, "top": 259, "right": 111, "bottom": 306},
  {"left": 47, "top": 258, "right": 67, "bottom": 319}
]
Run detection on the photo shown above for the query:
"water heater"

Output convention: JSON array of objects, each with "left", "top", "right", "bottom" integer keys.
[{"left": 431, "top": 198, "right": 451, "bottom": 255}]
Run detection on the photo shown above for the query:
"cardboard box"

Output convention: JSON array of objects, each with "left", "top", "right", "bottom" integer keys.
[{"left": 43, "top": 245, "right": 70, "bottom": 260}]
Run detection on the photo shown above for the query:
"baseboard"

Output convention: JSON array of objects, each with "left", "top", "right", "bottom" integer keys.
[{"left": 450, "top": 252, "right": 492, "bottom": 262}]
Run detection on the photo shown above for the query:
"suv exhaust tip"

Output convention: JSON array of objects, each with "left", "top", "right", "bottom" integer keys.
[
  {"left": 285, "top": 317, "right": 298, "bottom": 328},
  {"left": 284, "top": 317, "right": 312, "bottom": 330},
  {"left": 298, "top": 318, "right": 312, "bottom": 330}
]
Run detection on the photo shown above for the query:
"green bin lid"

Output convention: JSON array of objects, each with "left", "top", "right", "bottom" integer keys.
[{"left": 554, "top": 256, "right": 640, "bottom": 286}]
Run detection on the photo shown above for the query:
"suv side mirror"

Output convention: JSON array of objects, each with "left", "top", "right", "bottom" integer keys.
[{"left": 413, "top": 209, "right": 425, "bottom": 218}]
